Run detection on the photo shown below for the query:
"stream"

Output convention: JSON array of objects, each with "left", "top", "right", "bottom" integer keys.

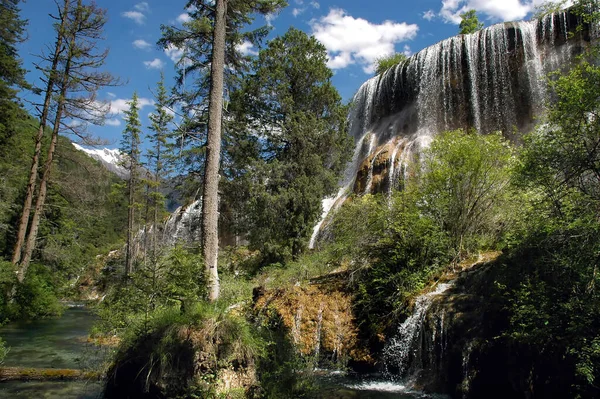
[
  {"left": 0, "top": 306, "right": 104, "bottom": 399},
  {"left": 0, "top": 307, "right": 437, "bottom": 398},
  {"left": 313, "top": 370, "right": 444, "bottom": 398}
]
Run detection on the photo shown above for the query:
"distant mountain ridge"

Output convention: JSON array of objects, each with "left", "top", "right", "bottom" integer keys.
[{"left": 72, "top": 143, "right": 129, "bottom": 179}]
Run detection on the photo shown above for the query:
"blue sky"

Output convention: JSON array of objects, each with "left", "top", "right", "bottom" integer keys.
[{"left": 18, "top": 0, "right": 555, "bottom": 148}]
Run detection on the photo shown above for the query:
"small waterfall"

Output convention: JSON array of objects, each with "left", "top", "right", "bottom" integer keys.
[
  {"left": 383, "top": 282, "right": 454, "bottom": 378},
  {"left": 309, "top": 133, "right": 370, "bottom": 248},
  {"left": 310, "top": 9, "right": 593, "bottom": 247},
  {"left": 292, "top": 305, "right": 303, "bottom": 347},
  {"left": 365, "top": 144, "right": 384, "bottom": 194},
  {"left": 461, "top": 341, "right": 475, "bottom": 398},
  {"left": 314, "top": 303, "right": 324, "bottom": 361}
]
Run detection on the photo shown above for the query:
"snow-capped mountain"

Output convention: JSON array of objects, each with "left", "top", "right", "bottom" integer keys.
[{"left": 72, "top": 143, "right": 129, "bottom": 179}]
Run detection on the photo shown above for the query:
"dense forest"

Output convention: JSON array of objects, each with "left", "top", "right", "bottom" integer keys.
[{"left": 1, "top": 0, "right": 600, "bottom": 398}]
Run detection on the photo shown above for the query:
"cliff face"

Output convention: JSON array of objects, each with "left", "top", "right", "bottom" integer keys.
[{"left": 311, "top": 10, "right": 595, "bottom": 247}]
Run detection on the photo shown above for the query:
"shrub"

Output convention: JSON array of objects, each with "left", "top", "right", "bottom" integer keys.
[{"left": 104, "top": 302, "right": 265, "bottom": 399}]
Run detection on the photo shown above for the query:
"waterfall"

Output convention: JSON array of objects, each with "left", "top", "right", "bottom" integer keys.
[
  {"left": 383, "top": 282, "right": 454, "bottom": 378},
  {"left": 162, "top": 199, "right": 203, "bottom": 246},
  {"left": 132, "top": 199, "right": 203, "bottom": 257},
  {"left": 310, "top": 10, "right": 593, "bottom": 247}
]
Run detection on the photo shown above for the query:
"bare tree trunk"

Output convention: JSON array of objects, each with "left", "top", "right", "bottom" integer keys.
[
  {"left": 125, "top": 168, "right": 136, "bottom": 277},
  {"left": 201, "top": 0, "right": 227, "bottom": 302},
  {"left": 11, "top": 0, "right": 70, "bottom": 265},
  {"left": 152, "top": 143, "right": 161, "bottom": 264},
  {"left": 20, "top": 109, "right": 62, "bottom": 274},
  {"left": 143, "top": 183, "right": 150, "bottom": 267},
  {"left": 19, "top": 1, "right": 79, "bottom": 274}
]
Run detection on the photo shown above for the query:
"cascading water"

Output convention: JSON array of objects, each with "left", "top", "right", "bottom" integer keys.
[
  {"left": 310, "top": 10, "right": 593, "bottom": 247},
  {"left": 133, "top": 199, "right": 203, "bottom": 256},
  {"left": 383, "top": 282, "right": 455, "bottom": 379},
  {"left": 162, "top": 199, "right": 203, "bottom": 246}
]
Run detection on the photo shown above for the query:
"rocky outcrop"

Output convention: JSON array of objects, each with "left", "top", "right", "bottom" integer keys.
[
  {"left": 382, "top": 252, "right": 571, "bottom": 399},
  {"left": 254, "top": 282, "right": 372, "bottom": 368}
]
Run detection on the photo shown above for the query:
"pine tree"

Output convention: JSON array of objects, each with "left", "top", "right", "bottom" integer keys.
[
  {"left": 459, "top": 10, "right": 484, "bottom": 35},
  {"left": 0, "top": 0, "right": 28, "bottom": 148},
  {"left": 121, "top": 93, "right": 142, "bottom": 277},
  {"left": 161, "top": 0, "right": 287, "bottom": 301},
  {"left": 18, "top": 0, "right": 118, "bottom": 275},
  {"left": 11, "top": 0, "right": 71, "bottom": 266},
  {"left": 226, "top": 28, "right": 351, "bottom": 262},
  {"left": 146, "top": 73, "right": 173, "bottom": 262}
]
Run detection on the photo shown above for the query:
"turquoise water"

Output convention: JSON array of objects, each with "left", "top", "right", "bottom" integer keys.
[
  {"left": 0, "top": 381, "right": 101, "bottom": 399},
  {"left": 0, "top": 308, "right": 438, "bottom": 399},
  {"left": 0, "top": 306, "right": 104, "bottom": 399}
]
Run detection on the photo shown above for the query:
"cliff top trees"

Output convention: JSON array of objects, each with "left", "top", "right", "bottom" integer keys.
[
  {"left": 459, "top": 10, "right": 484, "bottom": 34},
  {"left": 226, "top": 27, "right": 351, "bottom": 263},
  {"left": 374, "top": 53, "right": 407, "bottom": 76}
]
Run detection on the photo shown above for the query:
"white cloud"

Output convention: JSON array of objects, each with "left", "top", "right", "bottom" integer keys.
[
  {"left": 144, "top": 58, "right": 166, "bottom": 69},
  {"left": 265, "top": 13, "right": 277, "bottom": 26},
  {"left": 177, "top": 13, "right": 191, "bottom": 23},
  {"left": 122, "top": 10, "right": 145, "bottom": 25},
  {"left": 133, "top": 39, "right": 151, "bottom": 50},
  {"left": 292, "top": 8, "right": 304, "bottom": 17},
  {"left": 105, "top": 119, "right": 122, "bottom": 127},
  {"left": 310, "top": 9, "right": 419, "bottom": 73},
  {"left": 107, "top": 92, "right": 116, "bottom": 98},
  {"left": 236, "top": 40, "right": 258, "bottom": 56},
  {"left": 423, "top": 10, "right": 436, "bottom": 20},
  {"left": 164, "top": 44, "right": 185, "bottom": 63},
  {"left": 311, "top": 1, "right": 320, "bottom": 9},
  {"left": 438, "top": 0, "right": 572, "bottom": 24},
  {"left": 108, "top": 97, "right": 155, "bottom": 116},
  {"left": 134, "top": 2, "right": 149, "bottom": 12},
  {"left": 402, "top": 45, "right": 413, "bottom": 57}
]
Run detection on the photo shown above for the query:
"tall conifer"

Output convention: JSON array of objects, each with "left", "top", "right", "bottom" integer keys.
[{"left": 121, "top": 93, "right": 142, "bottom": 277}]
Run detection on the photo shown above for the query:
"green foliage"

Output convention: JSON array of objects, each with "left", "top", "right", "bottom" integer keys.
[
  {"left": 374, "top": 53, "right": 407, "bottom": 75},
  {"left": 9, "top": 263, "right": 63, "bottom": 319},
  {"left": 0, "top": 0, "right": 28, "bottom": 149},
  {"left": 532, "top": 0, "right": 569, "bottom": 18},
  {"left": 459, "top": 10, "right": 484, "bottom": 34},
  {"left": 495, "top": 37, "right": 600, "bottom": 397},
  {"left": 159, "top": 0, "right": 287, "bottom": 192},
  {"left": 483, "top": 202, "right": 600, "bottom": 398},
  {"left": 519, "top": 52, "right": 600, "bottom": 206},
  {"left": 0, "top": 115, "right": 126, "bottom": 320},
  {"left": 95, "top": 246, "right": 205, "bottom": 336},
  {"left": 419, "top": 130, "right": 515, "bottom": 254},
  {"left": 226, "top": 27, "right": 352, "bottom": 264},
  {"left": 104, "top": 301, "right": 265, "bottom": 398},
  {"left": 331, "top": 190, "right": 451, "bottom": 338}
]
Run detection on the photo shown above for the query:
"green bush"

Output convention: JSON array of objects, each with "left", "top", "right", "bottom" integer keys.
[
  {"left": 419, "top": 130, "right": 515, "bottom": 255},
  {"left": 374, "top": 53, "right": 407, "bottom": 75},
  {"left": 95, "top": 246, "right": 205, "bottom": 336},
  {"left": 10, "top": 263, "right": 63, "bottom": 319},
  {"left": 104, "top": 301, "right": 265, "bottom": 399}
]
